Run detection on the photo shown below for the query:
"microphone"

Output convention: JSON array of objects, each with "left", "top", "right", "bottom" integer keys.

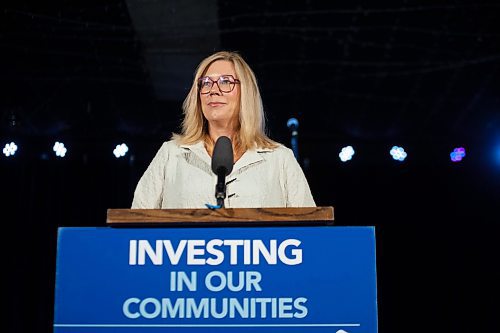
[
  {"left": 287, "top": 118, "right": 299, "bottom": 160},
  {"left": 287, "top": 117, "right": 299, "bottom": 133},
  {"left": 211, "top": 136, "right": 234, "bottom": 207}
]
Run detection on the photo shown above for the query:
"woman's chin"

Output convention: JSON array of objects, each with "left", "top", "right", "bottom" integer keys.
[{"left": 205, "top": 111, "right": 234, "bottom": 123}]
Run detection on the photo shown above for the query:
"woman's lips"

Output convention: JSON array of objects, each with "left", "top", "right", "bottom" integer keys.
[{"left": 208, "top": 102, "right": 226, "bottom": 107}]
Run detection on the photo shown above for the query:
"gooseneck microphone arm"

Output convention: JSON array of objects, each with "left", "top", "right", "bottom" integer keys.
[{"left": 215, "top": 167, "right": 228, "bottom": 207}]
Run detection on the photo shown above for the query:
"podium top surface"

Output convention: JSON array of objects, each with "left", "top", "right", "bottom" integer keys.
[{"left": 106, "top": 207, "right": 334, "bottom": 227}]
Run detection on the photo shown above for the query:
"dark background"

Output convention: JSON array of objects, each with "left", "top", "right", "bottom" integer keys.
[{"left": 2, "top": 1, "right": 499, "bottom": 332}]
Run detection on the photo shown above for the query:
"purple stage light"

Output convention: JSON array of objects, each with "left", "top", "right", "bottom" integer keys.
[{"left": 450, "top": 147, "right": 466, "bottom": 162}]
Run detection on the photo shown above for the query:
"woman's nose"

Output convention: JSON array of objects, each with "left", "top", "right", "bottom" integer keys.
[{"left": 209, "top": 81, "right": 222, "bottom": 95}]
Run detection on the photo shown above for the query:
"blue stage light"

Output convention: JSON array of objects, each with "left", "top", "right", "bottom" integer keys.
[
  {"left": 450, "top": 147, "right": 466, "bottom": 162},
  {"left": 53, "top": 142, "right": 67, "bottom": 157},
  {"left": 113, "top": 143, "right": 129, "bottom": 158},
  {"left": 492, "top": 140, "right": 500, "bottom": 167},
  {"left": 2, "top": 142, "right": 18, "bottom": 157},
  {"left": 390, "top": 146, "right": 407, "bottom": 161},
  {"left": 339, "top": 146, "right": 355, "bottom": 162}
]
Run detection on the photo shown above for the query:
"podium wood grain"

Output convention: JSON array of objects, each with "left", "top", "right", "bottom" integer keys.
[{"left": 107, "top": 207, "right": 334, "bottom": 226}]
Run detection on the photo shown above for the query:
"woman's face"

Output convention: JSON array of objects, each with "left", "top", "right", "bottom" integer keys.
[{"left": 200, "top": 60, "right": 240, "bottom": 127}]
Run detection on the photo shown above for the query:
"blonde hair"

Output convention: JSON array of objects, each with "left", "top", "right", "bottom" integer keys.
[{"left": 173, "top": 51, "right": 278, "bottom": 152}]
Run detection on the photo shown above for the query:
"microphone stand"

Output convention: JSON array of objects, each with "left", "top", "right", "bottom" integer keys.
[
  {"left": 214, "top": 169, "right": 227, "bottom": 208},
  {"left": 287, "top": 118, "right": 299, "bottom": 160}
]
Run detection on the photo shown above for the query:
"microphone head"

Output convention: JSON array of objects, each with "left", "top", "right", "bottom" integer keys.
[
  {"left": 287, "top": 118, "right": 299, "bottom": 130},
  {"left": 211, "top": 136, "right": 234, "bottom": 176}
]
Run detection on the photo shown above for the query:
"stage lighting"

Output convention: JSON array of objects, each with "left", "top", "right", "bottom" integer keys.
[
  {"left": 390, "top": 146, "right": 407, "bottom": 161},
  {"left": 450, "top": 147, "right": 466, "bottom": 162},
  {"left": 339, "top": 146, "right": 355, "bottom": 162},
  {"left": 494, "top": 144, "right": 500, "bottom": 166},
  {"left": 113, "top": 143, "right": 129, "bottom": 158},
  {"left": 2, "top": 142, "right": 18, "bottom": 157},
  {"left": 53, "top": 142, "right": 67, "bottom": 157}
]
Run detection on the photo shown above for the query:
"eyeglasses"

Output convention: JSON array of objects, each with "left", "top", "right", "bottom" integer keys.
[{"left": 198, "top": 75, "right": 240, "bottom": 94}]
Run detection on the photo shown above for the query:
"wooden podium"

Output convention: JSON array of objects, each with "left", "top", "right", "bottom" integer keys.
[
  {"left": 54, "top": 206, "right": 378, "bottom": 333},
  {"left": 106, "top": 206, "right": 334, "bottom": 226}
]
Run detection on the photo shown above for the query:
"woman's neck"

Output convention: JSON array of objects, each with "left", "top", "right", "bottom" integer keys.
[
  {"left": 205, "top": 124, "right": 244, "bottom": 162},
  {"left": 207, "top": 118, "right": 237, "bottom": 143},
  {"left": 208, "top": 128, "right": 235, "bottom": 144}
]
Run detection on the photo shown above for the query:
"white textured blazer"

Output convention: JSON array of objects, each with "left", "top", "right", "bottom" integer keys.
[{"left": 131, "top": 140, "right": 316, "bottom": 209}]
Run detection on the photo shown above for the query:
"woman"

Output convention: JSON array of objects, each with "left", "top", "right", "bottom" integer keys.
[{"left": 132, "top": 51, "right": 315, "bottom": 208}]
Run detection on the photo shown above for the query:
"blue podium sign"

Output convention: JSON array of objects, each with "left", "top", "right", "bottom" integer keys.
[{"left": 54, "top": 226, "right": 378, "bottom": 332}]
